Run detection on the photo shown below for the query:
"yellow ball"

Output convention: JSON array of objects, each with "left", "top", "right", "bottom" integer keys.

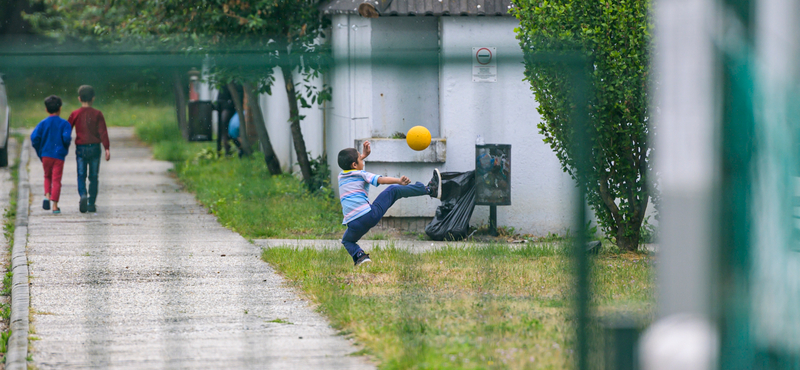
[{"left": 406, "top": 126, "right": 432, "bottom": 151}]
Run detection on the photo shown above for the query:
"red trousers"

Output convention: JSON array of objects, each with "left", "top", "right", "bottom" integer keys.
[{"left": 42, "top": 157, "right": 65, "bottom": 202}]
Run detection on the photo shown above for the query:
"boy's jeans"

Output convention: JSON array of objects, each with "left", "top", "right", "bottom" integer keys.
[
  {"left": 342, "top": 182, "right": 427, "bottom": 258},
  {"left": 76, "top": 143, "right": 101, "bottom": 205}
]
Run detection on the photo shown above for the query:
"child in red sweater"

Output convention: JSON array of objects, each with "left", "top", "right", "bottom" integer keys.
[{"left": 67, "top": 85, "right": 110, "bottom": 213}]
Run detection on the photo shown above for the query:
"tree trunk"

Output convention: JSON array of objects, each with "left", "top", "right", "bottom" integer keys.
[
  {"left": 226, "top": 83, "right": 253, "bottom": 156},
  {"left": 280, "top": 65, "right": 313, "bottom": 185},
  {"left": 243, "top": 82, "right": 282, "bottom": 175},
  {"left": 171, "top": 71, "right": 189, "bottom": 141},
  {"left": 616, "top": 222, "right": 642, "bottom": 252},
  {"left": 615, "top": 195, "right": 649, "bottom": 251}
]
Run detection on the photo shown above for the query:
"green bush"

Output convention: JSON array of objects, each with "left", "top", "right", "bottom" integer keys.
[{"left": 512, "top": 0, "right": 654, "bottom": 251}]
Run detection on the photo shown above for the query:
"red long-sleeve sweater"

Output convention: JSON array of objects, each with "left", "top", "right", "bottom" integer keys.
[{"left": 67, "top": 107, "right": 110, "bottom": 149}]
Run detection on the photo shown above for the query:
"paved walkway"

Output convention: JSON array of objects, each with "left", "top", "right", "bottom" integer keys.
[{"left": 26, "top": 128, "right": 373, "bottom": 369}]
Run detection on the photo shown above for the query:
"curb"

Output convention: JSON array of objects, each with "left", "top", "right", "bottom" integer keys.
[{"left": 6, "top": 138, "right": 30, "bottom": 370}]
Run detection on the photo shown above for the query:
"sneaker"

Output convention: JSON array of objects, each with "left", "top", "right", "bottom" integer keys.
[
  {"left": 87, "top": 203, "right": 96, "bottom": 213},
  {"left": 354, "top": 253, "right": 372, "bottom": 266},
  {"left": 79, "top": 196, "right": 88, "bottom": 213},
  {"left": 42, "top": 199, "right": 50, "bottom": 210},
  {"left": 52, "top": 208, "right": 60, "bottom": 215},
  {"left": 427, "top": 169, "right": 442, "bottom": 200}
]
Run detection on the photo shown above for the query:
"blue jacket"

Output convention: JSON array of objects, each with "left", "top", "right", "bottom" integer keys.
[{"left": 31, "top": 116, "right": 72, "bottom": 161}]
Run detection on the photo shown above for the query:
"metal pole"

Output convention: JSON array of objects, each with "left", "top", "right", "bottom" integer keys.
[
  {"left": 570, "top": 62, "right": 591, "bottom": 370},
  {"left": 489, "top": 205, "right": 498, "bottom": 236}
]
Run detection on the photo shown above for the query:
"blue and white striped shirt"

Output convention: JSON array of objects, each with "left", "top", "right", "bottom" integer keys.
[{"left": 338, "top": 170, "right": 381, "bottom": 224}]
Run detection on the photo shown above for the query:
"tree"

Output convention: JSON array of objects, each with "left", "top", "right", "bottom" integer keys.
[
  {"left": 23, "top": 0, "right": 332, "bottom": 186},
  {"left": 22, "top": 1, "right": 214, "bottom": 150},
  {"left": 512, "top": 0, "right": 654, "bottom": 251},
  {"left": 156, "top": 0, "right": 331, "bottom": 186}
]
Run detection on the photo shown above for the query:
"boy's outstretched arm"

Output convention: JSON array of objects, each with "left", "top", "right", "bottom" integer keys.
[
  {"left": 360, "top": 140, "right": 371, "bottom": 160},
  {"left": 378, "top": 176, "right": 410, "bottom": 185}
]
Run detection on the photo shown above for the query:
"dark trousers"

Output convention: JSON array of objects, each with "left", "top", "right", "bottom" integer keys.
[
  {"left": 342, "top": 182, "right": 427, "bottom": 258},
  {"left": 76, "top": 143, "right": 101, "bottom": 205}
]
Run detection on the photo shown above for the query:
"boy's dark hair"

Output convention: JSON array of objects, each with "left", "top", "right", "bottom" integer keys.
[
  {"left": 78, "top": 85, "right": 95, "bottom": 102},
  {"left": 44, "top": 95, "right": 62, "bottom": 114},
  {"left": 337, "top": 148, "right": 359, "bottom": 170}
]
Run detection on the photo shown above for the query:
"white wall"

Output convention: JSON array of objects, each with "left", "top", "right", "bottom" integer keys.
[
  {"left": 371, "top": 17, "right": 440, "bottom": 138},
  {"left": 324, "top": 14, "right": 577, "bottom": 235},
  {"left": 327, "top": 15, "right": 376, "bottom": 184},
  {"left": 260, "top": 67, "right": 326, "bottom": 173},
  {"left": 439, "top": 17, "right": 575, "bottom": 235}
]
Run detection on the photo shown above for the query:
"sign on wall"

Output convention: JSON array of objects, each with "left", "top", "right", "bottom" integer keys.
[{"left": 472, "top": 47, "right": 497, "bottom": 83}]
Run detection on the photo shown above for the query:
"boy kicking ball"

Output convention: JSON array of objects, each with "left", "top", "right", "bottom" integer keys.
[{"left": 338, "top": 141, "right": 442, "bottom": 266}]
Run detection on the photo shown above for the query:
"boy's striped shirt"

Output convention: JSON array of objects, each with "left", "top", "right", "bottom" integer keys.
[{"left": 338, "top": 170, "right": 381, "bottom": 224}]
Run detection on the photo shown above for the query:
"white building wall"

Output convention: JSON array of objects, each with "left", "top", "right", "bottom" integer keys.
[
  {"left": 260, "top": 67, "right": 326, "bottom": 173},
  {"left": 371, "top": 17, "right": 440, "bottom": 138},
  {"left": 326, "top": 15, "right": 376, "bottom": 185},
  {"left": 439, "top": 17, "right": 575, "bottom": 235}
]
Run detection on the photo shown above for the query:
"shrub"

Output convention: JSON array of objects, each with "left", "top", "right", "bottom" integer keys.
[{"left": 512, "top": 0, "right": 654, "bottom": 251}]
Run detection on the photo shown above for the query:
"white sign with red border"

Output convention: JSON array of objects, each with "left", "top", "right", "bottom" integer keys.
[{"left": 472, "top": 47, "right": 497, "bottom": 82}]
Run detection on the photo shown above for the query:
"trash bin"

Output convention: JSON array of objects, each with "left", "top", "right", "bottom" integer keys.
[{"left": 188, "top": 100, "right": 213, "bottom": 141}]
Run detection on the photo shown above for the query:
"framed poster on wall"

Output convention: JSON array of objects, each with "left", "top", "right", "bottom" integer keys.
[{"left": 475, "top": 144, "right": 511, "bottom": 206}]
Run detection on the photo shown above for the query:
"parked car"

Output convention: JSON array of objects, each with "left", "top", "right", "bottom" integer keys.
[{"left": 0, "top": 75, "right": 9, "bottom": 167}]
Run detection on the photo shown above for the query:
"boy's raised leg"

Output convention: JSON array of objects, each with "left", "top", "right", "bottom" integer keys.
[{"left": 369, "top": 182, "right": 428, "bottom": 217}]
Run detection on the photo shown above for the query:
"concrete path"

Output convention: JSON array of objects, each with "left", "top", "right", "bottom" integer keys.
[{"left": 26, "top": 128, "right": 373, "bottom": 369}]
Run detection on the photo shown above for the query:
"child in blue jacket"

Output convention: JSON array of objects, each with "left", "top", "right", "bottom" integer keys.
[{"left": 31, "top": 95, "right": 72, "bottom": 214}]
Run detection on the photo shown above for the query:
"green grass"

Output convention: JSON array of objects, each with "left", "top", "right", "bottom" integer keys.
[
  {"left": 0, "top": 135, "right": 22, "bottom": 364},
  {"left": 9, "top": 98, "right": 175, "bottom": 129},
  {"left": 131, "top": 106, "right": 344, "bottom": 239},
  {"left": 267, "top": 318, "right": 294, "bottom": 325},
  {"left": 262, "top": 244, "right": 654, "bottom": 369},
  {"left": 0, "top": 329, "right": 9, "bottom": 355},
  {"left": 177, "top": 155, "right": 343, "bottom": 238},
  {"left": 134, "top": 116, "right": 201, "bottom": 163}
]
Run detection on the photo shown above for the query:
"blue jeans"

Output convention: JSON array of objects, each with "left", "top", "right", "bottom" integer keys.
[
  {"left": 76, "top": 144, "right": 101, "bottom": 204},
  {"left": 342, "top": 182, "right": 427, "bottom": 258}
]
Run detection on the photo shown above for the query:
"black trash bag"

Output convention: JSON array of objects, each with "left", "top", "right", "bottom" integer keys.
[{"left": 425, "top": 171, "right": 477, "bottom": 241}]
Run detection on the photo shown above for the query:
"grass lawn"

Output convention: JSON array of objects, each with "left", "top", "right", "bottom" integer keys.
[
  {"left": 176, "top": 155, "right": 343, "bottom": 238},
  {"left": 10, "top": 98, "right": 175, "bottom": 129},
  {"left": 132, "top": 108, "right": 345, "bottom": 239},
  {"left": 129, "top": 102, "right": 655, "bottom": 368},
  {"left": 263, "top": 244, "right": 654, "bottom": 369}
]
